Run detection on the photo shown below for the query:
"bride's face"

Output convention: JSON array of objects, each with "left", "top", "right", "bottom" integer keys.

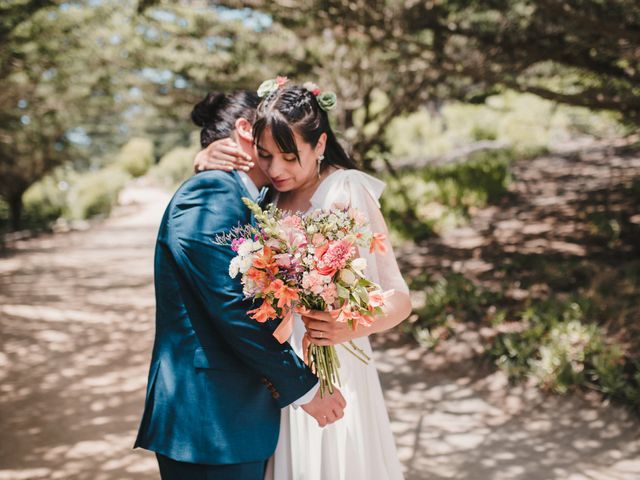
[{"left": 255, "top": 127, "right": 325, "bottom": 192}]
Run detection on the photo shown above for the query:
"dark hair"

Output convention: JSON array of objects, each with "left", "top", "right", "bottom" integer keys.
[
  {"left": 191, "top": 90, "right": 260, "bottom": 148},
  {"left": 252, "top": 85, "right": 358, "bottom": 171}
]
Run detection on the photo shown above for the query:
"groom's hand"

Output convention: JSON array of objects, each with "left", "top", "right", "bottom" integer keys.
[{"left": 301, "top": 387, "right": 346, "bottom": 428}]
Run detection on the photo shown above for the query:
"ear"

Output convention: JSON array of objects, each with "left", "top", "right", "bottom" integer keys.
[
  {"left": 315, "top": 132, "right": 327, "bottom": 156},
  {"left": 235, "top": 117, "right": 253, "bottom": 142}
]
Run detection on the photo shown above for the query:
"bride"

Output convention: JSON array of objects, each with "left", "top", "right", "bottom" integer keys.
[{"left": 194, "top": 79, "right": 412, "bottom": 480}]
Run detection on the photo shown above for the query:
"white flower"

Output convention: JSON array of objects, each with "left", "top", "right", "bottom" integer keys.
[
  {"left": 351, "top": 258, "right": 367, "bottom": 275},
  {"left": 339, "top": 268, "right": 357, "bottom": 286},
  {"left": 229, "top": 257, "right": 240, "bottom": 278},
  {"left": 237, "top": 239, "right": 262, "bottom": 257},
  {"left": 243, "top": 279, "right": 257, "bottom": 297},
  {"left": 239, "top": 256, "right": 253, "bottom": 274}
]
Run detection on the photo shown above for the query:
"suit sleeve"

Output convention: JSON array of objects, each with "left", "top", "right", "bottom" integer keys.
[{"left": 169, "top": 172, "right": 318, "bottom": 408}]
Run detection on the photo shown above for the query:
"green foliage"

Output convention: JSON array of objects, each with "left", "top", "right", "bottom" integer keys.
[
  {"left": 385, "top": 92, "right": 625, "bottom": 163},
  {"left": 405, "top": 259, "right": 639, "bottom": 411},
  {"left": 114, "top": 138, "right": 154, "bottom": 177},
  {"left": 150, "top": 144, "right": 200, "bottom": 188},
  {"left": 381, "top": 149, "right": 512, "bottom": 240},
  {"left": 488, "top": 299, "right": 640, "bottom": 410},
  {"left": 22, "top": 173, "right": 71, "bottom": 228},
  {"left": 67, "top": 167, "right": 131, "bottom": 220},
  {"left": 407, "top": 272, "right": 501, "bottom": 348}
]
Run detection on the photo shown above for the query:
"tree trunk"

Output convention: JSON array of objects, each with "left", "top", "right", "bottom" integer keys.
[{"left": 8, "top": 191, "right": 24, "bottom": 231}]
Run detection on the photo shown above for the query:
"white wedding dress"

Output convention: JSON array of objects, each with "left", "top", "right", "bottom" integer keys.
[{"left": 265, "top": 169, "right": 409, "bottom": 480}]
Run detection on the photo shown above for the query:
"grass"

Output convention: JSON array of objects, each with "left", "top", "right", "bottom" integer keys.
[{"left": 380, "top": 148, "right": 515, "bottom": 241}]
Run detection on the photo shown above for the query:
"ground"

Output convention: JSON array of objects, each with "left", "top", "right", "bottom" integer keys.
[{"left": 1, "top": 167, "right": 639, "bottom": 479}]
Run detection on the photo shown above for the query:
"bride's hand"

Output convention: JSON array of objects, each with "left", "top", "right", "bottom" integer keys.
[
  {"left": 302, "top": 310, "right": 361, "bottom": 346},
  {"left": 193, "top": 138, "right": 254, "bottom": 173}
]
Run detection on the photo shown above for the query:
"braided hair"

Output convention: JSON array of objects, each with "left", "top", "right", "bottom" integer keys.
[{"left": 252, "top": 85, "right": 358, "bottom": 171}]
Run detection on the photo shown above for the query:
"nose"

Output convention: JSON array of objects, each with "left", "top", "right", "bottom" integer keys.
[{"left": 266, "top": 156, "right": 287, "bottom": 180}]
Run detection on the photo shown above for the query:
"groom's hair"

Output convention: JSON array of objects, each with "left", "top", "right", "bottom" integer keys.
[
  {"left": 252, "top": 85, "right": 358, "bottom": 172},
  {"left": 191, "top": 90, "right": 260, "bottom": 148}
]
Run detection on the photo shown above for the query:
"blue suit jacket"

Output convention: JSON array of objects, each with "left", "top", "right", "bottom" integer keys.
[{"left": 134, "top": 170, "right": 317, "bottom": 465}]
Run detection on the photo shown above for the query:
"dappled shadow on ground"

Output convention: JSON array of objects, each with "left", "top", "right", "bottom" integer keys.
[
  {"left": 398, "top": 136, "right": 640, "bottom": 352},
  {"left": 0, "top": 190, "right": 169, "bottom": 480},
  {"left": 373, "top": 331, "right": 640, "bottom": 480},
  {"left": 386, "top": 136, "right": 640, "bottom": 479}
]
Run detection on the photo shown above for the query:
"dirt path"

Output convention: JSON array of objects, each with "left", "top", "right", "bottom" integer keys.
[{"left": 1, "top": 175, "right": 639, "bottom": 480}]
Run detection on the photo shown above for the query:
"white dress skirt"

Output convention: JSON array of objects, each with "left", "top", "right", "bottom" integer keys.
[{"left": 264, "top": 169, "right": 409, "bottom": 480}]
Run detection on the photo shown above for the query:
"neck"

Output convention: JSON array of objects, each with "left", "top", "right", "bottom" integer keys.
[
  {"left": 231, "top": 131, "right": 269, "bottom": 188},
  {"left": 246, "top": 168, "right": 269, "bottom": 189},
  {"left": 280, "top": 166, "right": 336, "bottom": 208}
]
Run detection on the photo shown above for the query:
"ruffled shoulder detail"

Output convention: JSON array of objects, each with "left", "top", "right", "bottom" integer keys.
[{"left": 309, "top": 169, "right": 386, "bottom": 210}]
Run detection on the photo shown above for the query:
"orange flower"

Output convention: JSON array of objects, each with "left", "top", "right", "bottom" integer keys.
[
  {"left": 248, "top": 300, "right": 277, "bottom": 323},
  {"left": 369, "top": 233, "right": 388, "bottom": 254},
  {"left": 246, "top": 267, "right": 268, "bottom": 288},
  {"left": 253, "top": 246, "right": 279, "bottom": 275},
  {"left": 330, "top": 304, "right": 358, "bottom": 323},
  {"left": 265, "top": 279, "right": 299, "bottom": 309}
]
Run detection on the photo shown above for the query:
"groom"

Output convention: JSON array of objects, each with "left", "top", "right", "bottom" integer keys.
[{"left": 134, "top": 91, "right": 346, "bottom": 479}]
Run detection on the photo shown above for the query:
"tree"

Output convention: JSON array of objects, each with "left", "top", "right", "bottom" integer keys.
[
  {"left": 0, "top": 1, "right": 133, "bottom": 229},
  {"left": 1, "top": 0, "right": 296, "bottom": 230},
  {"left": 202, "top": 0, "right": 640, "bottom": 170}
]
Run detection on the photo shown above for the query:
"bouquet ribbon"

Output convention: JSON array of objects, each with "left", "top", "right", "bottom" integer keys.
[{"left": 273, "top": 309, "right": 295, "bottom": 344}]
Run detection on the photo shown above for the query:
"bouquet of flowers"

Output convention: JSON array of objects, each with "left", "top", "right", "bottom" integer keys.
[{"left": 216, "top": 198, "right": 390, "bottom": 396}]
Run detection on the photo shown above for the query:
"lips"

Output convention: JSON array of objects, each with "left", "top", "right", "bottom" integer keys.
[{"left": 272, "top": 177, "right": 290, "bottom": 187}]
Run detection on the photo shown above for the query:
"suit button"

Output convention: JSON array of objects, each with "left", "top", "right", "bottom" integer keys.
[
  {"left": 272, "top": 392, "right": 280, "bottom": 399},
  {"left": 260, "top": 377, "right": 268, "bottom": 384}
]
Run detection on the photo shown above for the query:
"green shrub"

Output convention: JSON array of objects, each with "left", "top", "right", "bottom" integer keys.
[
  {"left": 22, "top": 174, "right": 70, "bottom": 227},
  {"left": 150, "top": 144, "right": 200, "bottom": 188},
  {"left": 380, "top": 149, "right": 512, "bottom": 240},
  {"left": 407, "top": 272, "right": 500, "bottom": 347},
  {"left": 114, "top": 137, "right": 154, "bottom": 177},
  {"left": 488, "top": 298, "right": 640, "bottom": 411},
  {"left": 67, "top": 167, "right": 131, "bottom": 219}
]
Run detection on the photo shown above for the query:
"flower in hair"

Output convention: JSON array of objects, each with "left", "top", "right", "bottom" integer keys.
[
  {"left": 316, "top": 91, "right": 337, "bottom": 111},
  {"left": 303, "top": 81, "right": 321, "bottom": 96},
  {"left": 257, "top": 76, "right": 290, "bottom": 98},
  {"left": 257, "top": 79, "right": 278, "bottom": 98}
]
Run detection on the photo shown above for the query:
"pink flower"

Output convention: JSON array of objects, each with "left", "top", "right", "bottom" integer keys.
[
  {"left": 369, "top": 289, "right": 389, "bottom": 308},
  {"left": 275, "top": 253, "right": 292, "bottom": 268},
  {"left": 315, "top": 239, "right": 355, "bottom": 277},
  {"left": 231, "top": 237, "right": 246, "bottom": 252},
  {"left": 279, "top": 224, "right": 307, "bottom": 251},
  {"left": 311, "top": 233, "right": 326, "bottom": 246},
  {"left": 330, "top": 304, "right": 357, "bottom": 323},
  {"left": 320, "top": 283, "right": 337, "bottom": 305},
  {"left": 302, "top": 271, "right": 326, "bottom": 295},
  {"left": 281, "top": 215, "right": 302, "bottom": 229}
]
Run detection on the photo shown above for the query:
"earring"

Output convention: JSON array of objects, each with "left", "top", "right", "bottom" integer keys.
[{"left": 317, "top": 154, "right": 324, "bottom": 177}]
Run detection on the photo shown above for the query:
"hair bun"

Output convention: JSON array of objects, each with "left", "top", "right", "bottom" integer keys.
[{"left": 191, "top": 92, "right": 227, "bottom": 127}]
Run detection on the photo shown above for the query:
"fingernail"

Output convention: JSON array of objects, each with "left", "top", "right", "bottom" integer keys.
[
  {"left": 248, "top": 162, "right": 255, "bottom": 167},
  {"left": 242, "top": 166, "right": 250, "bottom": 171}
]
